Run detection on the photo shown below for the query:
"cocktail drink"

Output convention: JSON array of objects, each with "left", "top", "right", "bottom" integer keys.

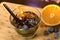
[{"left": 10, "top": 6, "right": 41, "bottom": 39}]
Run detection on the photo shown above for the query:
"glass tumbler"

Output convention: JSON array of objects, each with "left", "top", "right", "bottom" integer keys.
[{"left": 9, "top": 6, "right": 41, "bottom": 40}]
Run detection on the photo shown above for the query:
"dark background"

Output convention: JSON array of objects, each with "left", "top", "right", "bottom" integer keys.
[{"left": 0, "top": 0, "right": 60, "bottom": 8}]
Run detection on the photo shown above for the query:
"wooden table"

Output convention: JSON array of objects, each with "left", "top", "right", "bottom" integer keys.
[{"left": 0, "top": 2, "right": 60, "bottom": 40}]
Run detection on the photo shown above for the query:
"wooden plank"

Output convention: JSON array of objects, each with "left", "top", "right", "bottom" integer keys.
[{"left": 0, "top": 2, "right": 60, "bottom": 40}]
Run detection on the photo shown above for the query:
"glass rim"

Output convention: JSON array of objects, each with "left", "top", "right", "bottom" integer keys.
[
  {"left": 10, "top": 6, "right": 41, "bottom": 29},
  {"left": 12, "top": 6, "right": 41, "bottom": 17}
]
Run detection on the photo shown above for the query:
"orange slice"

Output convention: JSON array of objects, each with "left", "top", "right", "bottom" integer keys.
[{"left": 41, "top": 4, "right": 60, "bottom": 26}]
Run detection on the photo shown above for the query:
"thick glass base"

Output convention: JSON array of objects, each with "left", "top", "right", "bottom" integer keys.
[{"left": 23, "top": 33, "right": 36, "bottom": 40}]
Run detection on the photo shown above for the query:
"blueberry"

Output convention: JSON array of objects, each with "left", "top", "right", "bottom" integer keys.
[
  {"left": 29, "top": 19, "right": 35, "bottom": 24},
  {"left": 48, "top": 27, "right": 54, "bottom": 33},
  {"left": 59, "top": 34, "right": 60, "bottom": 37},
  {"left": 44, "top": 30, "right": 50, "bottom": 35},
  {"left": 47, "top": 38, "right": 51, "bottom": 40},
  {"left": 54, "top": 28, "right": 59, "bottom": 33},
  {"left": 23, "top": 25, "right": 29, "bottom": 30},
  {"left": 54, "top": 33, "right": 60, "bottom": 39}
]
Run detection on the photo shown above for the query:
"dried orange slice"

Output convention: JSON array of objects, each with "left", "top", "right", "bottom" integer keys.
[{"left": 41, "top": 4, "right": 60, "bottom": 26}]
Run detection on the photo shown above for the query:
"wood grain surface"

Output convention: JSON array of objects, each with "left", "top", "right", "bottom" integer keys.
[{"left": 0, "top": 2, "right": 60, "bottom": 40}]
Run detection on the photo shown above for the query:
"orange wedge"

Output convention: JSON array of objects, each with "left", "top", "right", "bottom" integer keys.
[{"left": 41, "top": 4, "right": 60, "bottom": 26}]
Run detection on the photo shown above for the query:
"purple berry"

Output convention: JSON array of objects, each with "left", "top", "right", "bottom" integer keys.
[
  {"left": 48, "top": 27, "right": 54, "bottom": 33},
  {"left": 47, "top": 38, "right": 51, "bottom": 40},
  {"left": 23, "top": 25, "right": 29, "bottom": 30},
  {"left": 29, "top": 19, "right": 35, "bottom": 24},
  {"left": 54, "top": 28, "right": 59, "bottom": 33},
  {"left": 54, "top": 33, "right": 60, "bottom": 39},
  {"left": 44, "top": 30, "right": 50, "bottom": 35}
]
